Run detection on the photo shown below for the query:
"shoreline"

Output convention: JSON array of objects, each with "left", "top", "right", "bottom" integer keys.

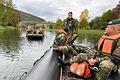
[
  {"left": 0, "top": 26, "right": 17, "bottom": 30},
  {"left": 49, "top": 29, "right": 104, "bottom": 35}
]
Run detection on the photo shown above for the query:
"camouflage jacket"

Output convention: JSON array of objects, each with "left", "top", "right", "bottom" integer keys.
[
  {"left": 53, "top": 33, "right": 67, "bottom": 48},
  {"left": 63, "top": 18, "right": 77, "bottom": 34},
  {"left": 96, "top": 39, "right": 120, "bottom": 65}
]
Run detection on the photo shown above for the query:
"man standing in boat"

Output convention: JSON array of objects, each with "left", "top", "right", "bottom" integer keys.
[
  {"left": 70, "top": 20, "right": 120, "bottom": 80},
  {"left": 63, "top": 12, "right": 77, "bottom": 36},
  {"left": 53, "top": 12, "right": 78, "bottom": 52}
]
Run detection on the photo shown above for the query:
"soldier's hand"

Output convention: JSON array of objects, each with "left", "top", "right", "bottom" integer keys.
[
  {"left": 88, "top": 58, "right": 96, "bottom": 65},
  {"left": 70, "top": 56, "right": 78, "bottom": 63}
]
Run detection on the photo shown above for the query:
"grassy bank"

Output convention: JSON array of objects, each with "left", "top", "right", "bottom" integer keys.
[
  {"left": 0, "top": 26, "right": 17, "bottom": 30},
  {"left": 50, "top": 29, "right": 104, "bottom": 35},
  {"left": 78, "top": 30, "right": 104, "bottom": 35}
]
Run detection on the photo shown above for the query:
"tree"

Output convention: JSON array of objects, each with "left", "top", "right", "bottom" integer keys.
[
  {"left": 7, "top": 0, "right": 13, "bottom": 8},
  {"left": 78, "top": 9, "right": 89, "bottom": 29},
  {"left": 112, "top": 1, "right": 120, "bottom": 20},
  {"left": 55, "top": 18, "right": 63, "bottom": 29},
  {"left": 89, "top": 10, "right": 112, "bottom": 30},
  {"left": 89, "top": 17, "right": 101, "bottom": 29},
  {"left": 79, "top": 18, "right": 89, "bottom": 29},
  {"left": 0, "top": 0, "right": 5, "bottom": 16},
  {"left": 0, "top": 10, "right": 8, "bottom": 26},
  {"left": 79, "top": 9, "right": 89, "bottom": 22},
  {"left": 0, "top": 0, "right": 20, "bottom": 27}
]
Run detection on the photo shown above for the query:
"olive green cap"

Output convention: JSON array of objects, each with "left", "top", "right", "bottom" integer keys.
[{"left": 109, "top": 19, "right": 120, "bottom": 25}]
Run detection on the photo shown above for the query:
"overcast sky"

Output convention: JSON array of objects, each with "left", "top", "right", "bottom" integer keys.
[{"left": 13, "top": 0, "right": 119, "bottom": 22}]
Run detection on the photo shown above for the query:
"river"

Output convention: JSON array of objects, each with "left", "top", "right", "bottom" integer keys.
[{"left": 0, "top": 29, "right": 102, "bottom": 80}]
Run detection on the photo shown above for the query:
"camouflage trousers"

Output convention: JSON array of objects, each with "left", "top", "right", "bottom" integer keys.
[
  {"left": 53, "top": 46, "right": 117, "bottom": 80},
  {"left": 77, "top": 53, "right": 117, "bottom": 80}
]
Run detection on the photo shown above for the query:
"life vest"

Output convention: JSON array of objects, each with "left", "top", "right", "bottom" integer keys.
[
  {"left": 98, "top": 33, "right": 120, "bottom": 56},
  {"left": 70, "top": 62, "right": 92, "bottom": 79},
  {"left": 58, "top": 29, "right": 67, "bottom": 35}
]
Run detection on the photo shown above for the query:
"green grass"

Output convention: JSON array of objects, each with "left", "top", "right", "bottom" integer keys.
[
  {"left": 50, "top": 29, "right": 104, "bottom": 35},
  {"left": 0, "top": 26, "right": 6, "bottom": 29},
  {"left": 0, "top": 26, "right": 16, "bottom": 30},
  {"left": 78, "top": 29, "right": 104, "bottom": 35}
]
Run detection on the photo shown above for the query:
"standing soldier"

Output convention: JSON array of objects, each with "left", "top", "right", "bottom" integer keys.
[
  {"left": 53, "top": 12, "right": 78, "bottom": 59},
  {"left": 63, "top": 12, "right": 77, "bottom": 36}
]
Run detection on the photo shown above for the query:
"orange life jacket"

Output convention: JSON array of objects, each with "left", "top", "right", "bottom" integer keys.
[
  {"left": 70, "top": 62, "right": 92, "bottom": 78},
  {"left": 58, "top": 29, "right": 67, "bottom": 35},
  {"left": 98, "top": 33, "right": 120, "bottom": 56}
]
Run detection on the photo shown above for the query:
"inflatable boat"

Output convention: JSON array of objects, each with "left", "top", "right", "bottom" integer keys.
[
  {"left": 26, "top": 33, "right": 44, "bottom": 40},
  {"left": 21, "top": 47, "right": 120, "bottom": 80},
  {"left": 21, "top": 47, "right": 60, "bottom": 80}
]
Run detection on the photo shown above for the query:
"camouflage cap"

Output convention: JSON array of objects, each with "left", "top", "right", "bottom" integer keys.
[{"left": 108, "top": 19, "right": 120, "bottom": 25}]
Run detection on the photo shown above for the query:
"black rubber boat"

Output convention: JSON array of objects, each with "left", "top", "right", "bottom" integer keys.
[
  {"left": 26, "top": 33, "right": 44, "bottom": 40},
  {"left": 21, "top": 47, "right": 120, "bottom": 80},
  {"left": 21, "top": 47, "right": 60, "bottom": 80}
]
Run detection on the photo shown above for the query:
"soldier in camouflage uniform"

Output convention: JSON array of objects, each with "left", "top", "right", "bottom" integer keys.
[
  {"left": 53, "top": 28, "right": 68, "bottom": 54},
  {"left": 53, "top": 28, "right": 78, "bottom": 57},
  {"left": 70, "top": 21, "right": 120, "bottom": 80},
  {"left": 63, "top": 12, "right": 77, "bottom": 36},
  {"left": 53, "top": 12, "right": 78, "bottom": 56}
]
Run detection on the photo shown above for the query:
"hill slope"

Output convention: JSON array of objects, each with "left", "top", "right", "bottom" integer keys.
[
  {"left": 0, "top": 3, "right": 46, "bottom": 25},
  {"left": 18, "top": 10, "right": 46, "bottom": 22},
  {"left": 18, "top": 10, "right": 47, "bottom": 25}
]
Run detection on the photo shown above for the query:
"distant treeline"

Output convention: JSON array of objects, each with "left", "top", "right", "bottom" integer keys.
[
  {"left": 48, "top": 1, "right": 120, "bottom": 30},
  {"left": 0, "top": 0, "right": 20, "bottom": 27}
]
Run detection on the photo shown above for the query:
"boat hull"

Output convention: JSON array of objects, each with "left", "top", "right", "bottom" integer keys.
[
  {"left": 22, "top": 48, "right": 60, "bottom": 80},
  {"left": 26, "top": 34, "right": 44, "bottom": 40},
  {"left": 22, "top": 48, "right": 120, "bottom": 80}
]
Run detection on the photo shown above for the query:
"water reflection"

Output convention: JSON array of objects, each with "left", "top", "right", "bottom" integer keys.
[{"left": 0, "top": 29, "right": 21, "bottom": 59}]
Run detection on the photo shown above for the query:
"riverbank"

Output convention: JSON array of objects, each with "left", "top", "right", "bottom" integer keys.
[
  {"left": 78, "top": 29, "right": 104, "bottom": 35},
  {"left": 50, "top": 29, "right": 104, "bottom": 35},
  {"left": 0, "top": 26, "right": 17, "bottom": 30}
]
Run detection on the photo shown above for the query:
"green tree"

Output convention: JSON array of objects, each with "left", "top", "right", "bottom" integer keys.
[
  {"left": 0, "top": 0, "right": 20, "bottom": 27},
  {"left": 89, "top": 17, "right": 101, "bottom": 29},
  {"left": 89, "top": 10, "right": 112, "bottom": 30},
  {"left": 112, "top": 1, "right": 120, "bottom": 20},
  {"left": 79, "top": 18, "right": 89, "bottom": 29},
  {"left": 55, "top": 18, "right": 63, "bottom": 29},
  {"left": 0, "top": 10, "right": 8, "bottom": 27},
  {"left": 78, "top": 9, "right": 89, "bottom": 29},
  {"left": 0, "top": 0, "right": 5, "bottom": 16}
]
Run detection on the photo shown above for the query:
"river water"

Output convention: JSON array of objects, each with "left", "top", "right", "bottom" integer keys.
[{"left": 0, "top": 29, "right": 102, "bottom": 80}]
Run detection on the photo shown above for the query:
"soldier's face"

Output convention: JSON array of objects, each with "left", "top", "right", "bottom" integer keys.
[
  {"left": 105, "top": 25, "right": 118, "bottom": 35},
  {"left": 105, "top": 25, "right": 114, "bottom": 35},
  {"left": 68, "top": 13, "right": 72, "bottom": 19}
]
